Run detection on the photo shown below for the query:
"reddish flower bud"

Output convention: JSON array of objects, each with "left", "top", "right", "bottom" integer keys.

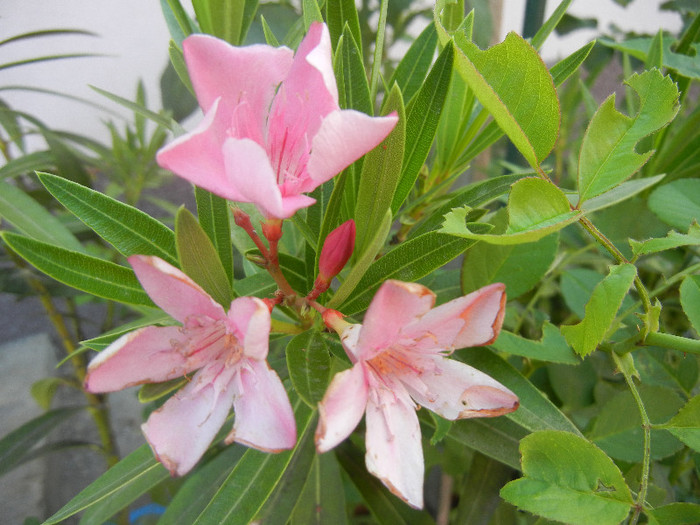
[{"left": 319, "top": 220, "right": 356, "bottom": 282}]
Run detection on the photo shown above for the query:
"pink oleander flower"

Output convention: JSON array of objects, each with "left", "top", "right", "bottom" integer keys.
[
  {"left": 157, "top": 22, "right": 398, "bottom": 219},
  {"left": 316, "top": 280, "right": 519, "bottom": 509},
  {"left": 85, "top": 255, "right": 296, "bottom": 476}
]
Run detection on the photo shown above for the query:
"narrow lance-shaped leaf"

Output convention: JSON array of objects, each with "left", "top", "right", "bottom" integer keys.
[
  {"left": 387, "top": 22, "right": 438, "bottom": 104},
  {"left": 38, "top": 172, "right": 178, "bottom": 265},
  {"left": 1, "top": 232, "right": 153, "bottom": 306},
  {"left": 195, "top": 187, "right": 233, "bottom": 285},
  {"left": 326, "top": 0, "right": 361, "bottom": 53},
  {"left": 500, "top": 431, "right": 634, "bottom": 525},
  {"left": 577, "top": 69, "right": 679, "bottom": 203},
  {"left": 441, "top": 178, "right": 581, "bottom": 245},
  {"left": 561, "top": 263, "right": 637, "bottom": 356},
  {"left": 291, "top": 452, "right": 348, "bottom": 525}
]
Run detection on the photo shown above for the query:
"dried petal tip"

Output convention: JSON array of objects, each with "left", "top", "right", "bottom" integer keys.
[{"left": 318, "top": 220, "right": 355, "bottom": 282}]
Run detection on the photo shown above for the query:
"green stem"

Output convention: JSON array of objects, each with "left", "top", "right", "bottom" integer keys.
[{"left": 644, "top": 332, "right": 700, "bottom": 355}]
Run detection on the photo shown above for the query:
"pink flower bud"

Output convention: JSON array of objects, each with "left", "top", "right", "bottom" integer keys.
[{"left": 318, "top": 220, "right": 356, "bottom": 282}]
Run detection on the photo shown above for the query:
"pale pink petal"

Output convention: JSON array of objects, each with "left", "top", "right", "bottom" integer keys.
[
  {"left": 142, "top": 363, "right": 235, "bottom": 476},
  {"left": 85, "top": 326, "right": 219, "bottom": 392},
  {"left": 358, "top": 280, "right": 436, "bottom": 360},
  {"left": 316, "top": 364, "right": 369, "bottom": 452},
  {"left": 156, "top": 99, "right": 246, "bottom": 201},
  {"left": 184, "top": 35, "right": 293, "bottom": 144},
  {"left": 305, "top": 110, "right": 398, "bottom": 190},
  {"left": 405, "top": 283, "right": 506, "bottom": 351},
  {"left": 365, "top": 388, "right": 424, "bottom": 509},
  {"left": 401, "top": 356, "right": 519, "bottom": 420},
  {"left": 225, "top": 359, "right": 296, "bottom": 451},
  {"left": 222, "top": 137, "right": 314, "bottom": 218},
  {"left": 129, "top": 255, "right": 226, "bottom": 324},
  {"left": 227, "top": 297, "right": 270, "bottom": 361}
]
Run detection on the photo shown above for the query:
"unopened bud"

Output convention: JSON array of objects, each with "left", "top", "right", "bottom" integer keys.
[{"left": 318, "top": 220, "right": 355, "bottom": 282}]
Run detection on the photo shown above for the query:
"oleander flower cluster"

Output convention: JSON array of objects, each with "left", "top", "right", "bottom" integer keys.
[{"left": 85, "top": 22, "right": 519, "bottom": 508}]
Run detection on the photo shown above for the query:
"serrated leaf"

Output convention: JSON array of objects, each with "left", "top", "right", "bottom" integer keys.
[
  {"left": 631, "top": 222, "right": 700, "bottom": 258},
  {"left": 500, "top": 431, "right": 633, "bottom": 525},
  {"left": 442, "top": 178, "right": 581, "bottom": 245},
  {"left": 355, "top": 84, "right": 405, "bottom": 255},
  {"left": 450, "top": 31, "right": 560, "bottom": 170},
  {"left": 0, "top": 178, "right": 84, "bottom": 252},
  {"left": 38, "top": 172, "right": 177, "bottom": 265},
  {"left": 561, "top": 263, "right": 637, "bottom": 356},
  {"left": 491, "top": 323, "right": 579, "bottom": 365},
  {"left": 577, "top": 69, "right": 679, "bottom": 203},
  {"left": 43, "top": 444, "right": 169, "bottom": 524},
  {"left": 589, "top": 385, "right": 685, "bottom": 462},
  {"left": 391, "top": 43, "right": 454, "bottom": 214},
  {"left": 680, "top": 275, "right": 700, "bottom": 334},
  {"left": 286, "top": 330, "right": 332, "bottom": 407},
  {"left": 0, "top": 407, "right": 84, "bottom": 477},
  {"left": 1, "top": 232, "right": 153, "bottom": 306},
  {"left": 658, "top": 393, "right": 700, "bottom": 452},
  {"left": 175, "top": 207, "right": 232, "bottom": 307},
  {"left": 648, "top": 178, "right": 700, "bottom": 230}
]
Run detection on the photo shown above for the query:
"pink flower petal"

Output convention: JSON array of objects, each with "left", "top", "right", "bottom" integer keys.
[
  {"left": 405, "top": 283, "right": 506, "bottom": 351},
  {"left": 129, "top": 255, "right": 226, "bottom": 324},
  {"left": 316, "top": 364, "right": 369, "bottom": 452},
  {"left": 85, "top": 326, "right": 190, "bottom": 392},
  {"left": 184, "top": 34, "right": 293, "bottom": 144},
  {"left": 365, "top": 388, "right": 424, "bottom": 509},
  {"left": 305, "top": 110, "right": 398, "bottom": 190},
  {"left": 401, "top": 356, "right": 519, "bottom": 420},
  {"left": 142, "top": 362, "right": 235, "bottom": 476},
  {"left": 225, "top": 359, "right": 297, "bottom": 451},
  {"left": 358, "top": 280, "right": 436, "bottom": 360},
  {"left": 156, "top": 99, "right": 246, "bottom": 201},
  {"left": 227, "top": 297, "right": 270, "bottom": 361}
]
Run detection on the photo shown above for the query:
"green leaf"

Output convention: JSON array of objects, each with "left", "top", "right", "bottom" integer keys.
[
  {"left": 648, "top": 178, "right": 700, "bottom": 230},
  {"left": 577, "top": 70, "right": 680, "bottom": 203},
  {"left": 681, "top": 275, "right": 700, "bottom": 334},
  {"left": 157, "top": 445, "right": 247, "bottom": 525},
  {"left": 160, "top": 0, "right": 195, "bottom": 45},
  {"left": 387, "top": 22, "right": 438, "bottom": 104},
  {"left": 175, "top": 207, "right": 232, "bottom": 307},
  {"left": 600, "top": 36, "right": 700, "bottom": 80},
  {"left": 461, "top": 209, "right": 559, "bottom": 299},
  {"left": 90, "top": 85, "right": 178, "bottom": 132},
  {"left": 561, "top": 263, "right": 637, "bottom": 356},
  {"left": 391, "top": 42, "right": 454, "bottom": 214},
  {"left": 631, "top": 222, "right": 700, "bottom": 258},
  {"left": 286, "top": 330, "right": 332, "bottom": 407},
  {"left": 1, "top": 232, "right": 153, "bottom": 306},
  {"left": 340, "top": 229, "right": 485, "bottom": 315},
  {"left": 658, "top": 393, "right": 700, "bottom": 452},
  {"left": 139, "top": 377, "right": 187, "bottom": 404},
  {"left": 192, "top": 401, "right": 314, "bottom": 525},
  {"left": 355, "top": 84, "right": 405, "bottom": 255},
  {"left": 589, "top": 385, "right": 685, "bottom": 462},
  {"left": 491, "top": 323, "right": 579, "bottom": 365},
  {"left": 456, "top": 452, "right": 514, "bottom": 525},
  {"left": 0, "top": 150, "right": 54, "bottom": 180},
  {"left": 193, "top": 0, "right": 258, "bottom": 45},
  {"left": 30, "top": 377, "right": 68, "bottom": 411},
  {"left": 38, "top": 172, "right": 178, "bottom": 265},
  {"left": 451, "top": 32, "right": 560, "bottom": 170},
  {"left": 646, "top": 29, "right": 664, "bottom": 70},
  {"left": 326, "top": 0, "right": 361, "bottom": 53},
  {"left": 291, "top": 452, "right": 348, "bottom": 525},
  {"left": 0, "top": 179, "right": 83, "bottom": 252},
  {"left": 195, "top": 187, "right": 233, "bottom": 285},
  {"left": 549, "top": 41, "right": 596, "bottom": 86},
  {"left": 302, "top": 0, "right": 323, "bottom": 31},
  {"left": 457, "top": 347, "right": 582, "bottom": 435},
  {"left": 0, "top": 407, "right": 83, "bottom": 477},
  {"left": 531, "top": 0, "right": 573, "bottom": 50},
  {"left": 43, "top": 444, "right": 169, "bottom": 524},
  {"left": 580, "top": 173, "right": 665, "bottom": 214},
  {"left": 441, "top": 178, "right": 581, "bottom": 245},
  {"left": 500, "top": 431, "right": 634, "bottom": 525},
  {"left": 646, "top": 503, "right": 700, "bottom": 525},
  {"left": 336, "top": 442, "right": 434, "bottom": 525}
]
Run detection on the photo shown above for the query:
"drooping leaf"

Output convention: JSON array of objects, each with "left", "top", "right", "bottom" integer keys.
[
  {"left": 577, "top": 69, "right": 679, "bottom": 203},
  {"left": 38, "top": 172, "right": 177, "bottom": 265},
  {"left": 43, "top": 444, "right": 169, "bottom": 524},
  {"left": 175, "top": 207, "right": 232, "bottom": 307},
  {"left": 1, "top": 232, "right": 153, "bottom": 306},
  {"left": 286, "top": 330, "right": 332, "bottom": 407},
  {"left": 500, "top": 431, "right": 634, "bottom": 525},
  {"left": 441, "top": 178, "right": 581, "bottom": 245},
  {"left": 561, "top": 263, "right": 637, "bottom": 356}
]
